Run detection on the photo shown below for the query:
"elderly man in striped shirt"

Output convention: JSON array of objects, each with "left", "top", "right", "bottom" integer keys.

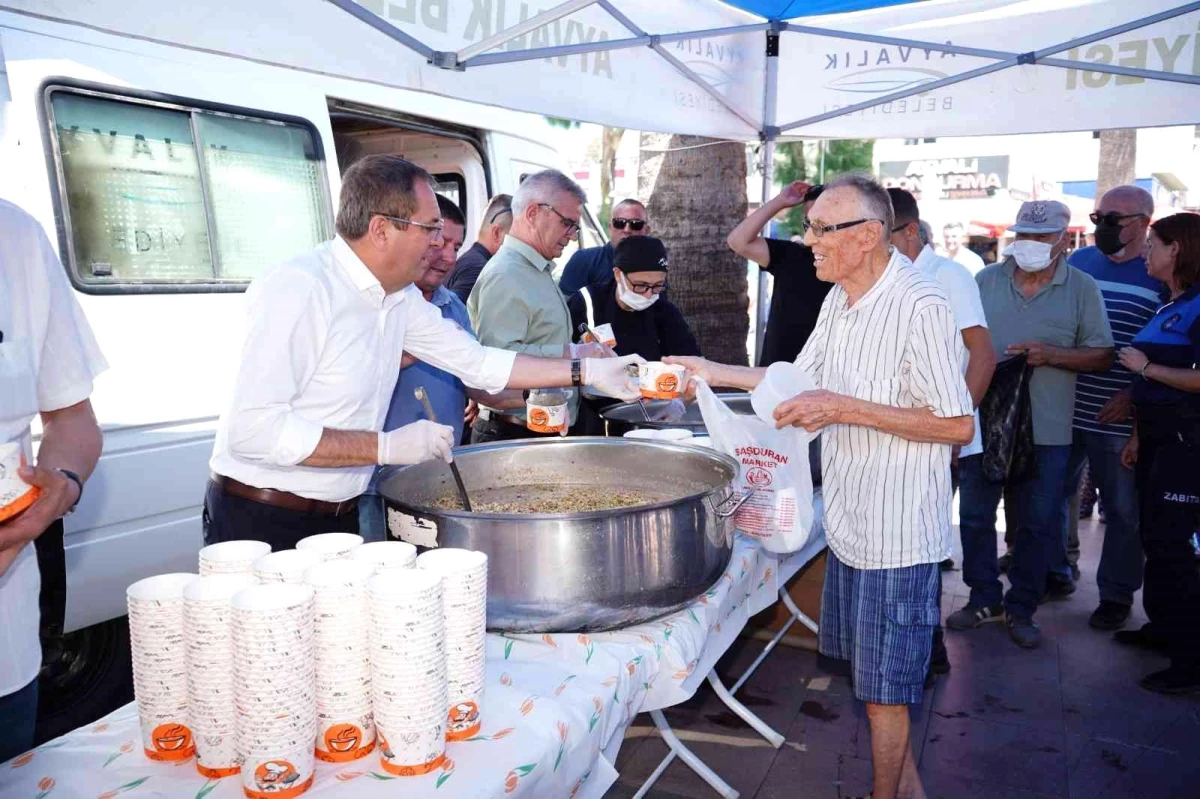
[{"left": 670, "top": 174, "right": 973, "bottom": 799}]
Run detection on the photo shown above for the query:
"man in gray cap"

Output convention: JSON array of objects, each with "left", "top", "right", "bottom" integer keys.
[{"left": 950, "top": 200, "right": 1114, "bottom": 649}]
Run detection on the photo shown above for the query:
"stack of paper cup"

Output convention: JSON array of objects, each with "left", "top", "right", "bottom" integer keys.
[
  {"left": 232, "top": 583, "right": 317, "bottom": 799},
  {"left": 350, "top": 541, "right": 416, "bottom": 574},
  {"left": 184, "top": 573, "right": 254, "bottom": 778},
  {"left": 127, "top": 573, "right": 199, "bottom": 763},
  {"left": 199, "top": 540, "right": 271, "bottom": 577},
  {"left": 415, "top": 549, "right": 487, "bottom": 741},
  {"left": 367, "top": 569, "right": 447, "bottom": 776},
  {"left": 252, "top": 550, "right": 322, "bottom": 585},
  {"left": 303, "top": 560, "right": 376, "bottom": 763},
  {"left": 296, "top": 533, "right": 363, "bottom": 562}
]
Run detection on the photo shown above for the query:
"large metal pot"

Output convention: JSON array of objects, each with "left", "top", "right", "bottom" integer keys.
[
  {"left": 377, "top": 438, "right": 741, "bottom": 633},
  {"left": 601, "top": 394, "right": 823, "bottom": 486}
]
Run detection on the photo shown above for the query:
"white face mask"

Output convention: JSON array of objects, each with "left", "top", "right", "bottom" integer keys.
[
  {"left": 1004, "top": 237, "right": 1060, "bottom": 273},
  {"left": 616, "top": 273, "right": 659, "bottom": 311}
]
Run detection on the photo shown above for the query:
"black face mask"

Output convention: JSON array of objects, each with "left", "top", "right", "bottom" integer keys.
[{"left": 1094, "top": 222, "right": 1126, "bottom": 256}]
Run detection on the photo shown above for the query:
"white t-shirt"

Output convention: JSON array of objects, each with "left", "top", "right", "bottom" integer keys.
[
  {"left": 950, "top": 245, "right": 987, "bottom": 276},
  {"left": 0, "top": 201, "right": 107, "bottom": 697},
  {"left": 914, "top": 245, "right": 988, "bottom": 457}
]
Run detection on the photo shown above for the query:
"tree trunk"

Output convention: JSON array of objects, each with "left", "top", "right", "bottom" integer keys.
[
  {"left": 599, "top": 127, "right": 625, "bottom": 227},
  {"left": 639, "top": 132, "right": 749, "bottom": 365},
  {"left": 1095, "top": 129, "right": 1137, "bottom": 200}
]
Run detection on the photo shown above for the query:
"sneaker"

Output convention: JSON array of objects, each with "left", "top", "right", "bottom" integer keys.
[
  {"left": 929, "top": 631, "right": 951, "bottom": 675},
  {"left": 940, "top": 558, "right": 955, "bottom": 571},
  {"left": 1043, "top": 575, "right": 1077, "bottom": 601},
  {"left": 946, "top": 603, "right": 1004, "bottom": 631},
  {"left": 997, "top": 552, "right": 1012, "bottom": 574},
  {"left": 1006, "top": 614, "right": 1042, "bottom": 649},
  {"left": 1139, "top": 667, "right": 1200, "bottom": 696},
  {"left": 1114, "top": 624, "right": 1167, "bottom": 652},
  {"left": 1088, "top": 600, "right": 1131, "bottom": 631}
]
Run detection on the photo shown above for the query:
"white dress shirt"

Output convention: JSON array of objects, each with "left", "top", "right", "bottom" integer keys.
[
  {"left": 914, "top": 245, "right": 988, "bottom": 457},
  {"left": 0, "top": 200, "right": 107, "bottom": 697},
  {"left": 796, "top": 248, "right": 973, "bottom": 570},
  {"left": 950, "top": 245, "right": 987, "bottom": 276},
  {"left": 209, "top": 237, "right": 516, "bottom": 502}
]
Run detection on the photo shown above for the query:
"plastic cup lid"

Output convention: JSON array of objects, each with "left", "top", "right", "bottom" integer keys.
[{"left": 127, "top": 573, "right": 200, "bottom": 602}]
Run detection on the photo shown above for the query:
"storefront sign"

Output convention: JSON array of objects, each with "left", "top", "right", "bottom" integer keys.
[{"left": 879, "top": 156, "right": 1010, "bottom": 200}]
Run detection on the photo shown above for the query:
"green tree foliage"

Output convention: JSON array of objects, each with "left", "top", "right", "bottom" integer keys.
[{"left": 771, "top": 139, "right": 874, "bottom": 236}]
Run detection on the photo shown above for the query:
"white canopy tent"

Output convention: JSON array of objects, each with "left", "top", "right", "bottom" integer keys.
[{"left": 7, "top": 0, "right": 1198, "bottom": 354}]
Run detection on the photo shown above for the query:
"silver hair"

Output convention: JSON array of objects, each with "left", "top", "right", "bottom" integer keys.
[
  {"left": 918, "top": 220, "right": 933, "bottom": 247},
  {"left": 512, "top": 169, "right": 587, "bottom": 215},
  {"left": 825, "top": 173, "right": 895, "bottom": 238},
  {"left": 1102, "top": 184, "right": 1154, "bottom": 217}
]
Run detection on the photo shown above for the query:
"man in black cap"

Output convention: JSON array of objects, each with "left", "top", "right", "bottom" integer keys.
[{"left": 567, "top": 236, "right": 700, "bottom": 433}]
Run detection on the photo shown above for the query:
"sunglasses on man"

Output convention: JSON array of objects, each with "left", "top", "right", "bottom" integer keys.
[
  {"left": 1089, "top": 211, "right": 1147, "bottom": 226},
  {"left": 611, "top": 217, "right": 646, "bottom": 232}
]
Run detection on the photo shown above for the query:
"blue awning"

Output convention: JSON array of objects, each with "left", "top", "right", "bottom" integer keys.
[{"left": 719, "top": 0, "right": 921, "bottom": 20}]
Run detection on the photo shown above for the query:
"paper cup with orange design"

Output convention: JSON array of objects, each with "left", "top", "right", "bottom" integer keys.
[
  {"left": 581, "top": 323, "right": 616, "bottom": 349},
  {"left": 374, "top": 719, "right": 446, "bottom": 777},
  {"left": 0, "top": 443, "right": 40, "bottom": 523},
  {"left": 141, "top": 720, "right": 196, "bottom": 762},
  {"left": 315, "top": 718, "right": 375, "bottom": 763},
  {"left": 638, "top": 362, "right": 687, "bottom": 400},
  {"left": 194, "top": 730, "right": 241, "bottom": 779},
  {"left": 525, "top": 389, "right": 568, "bottom": 434},
  {"left": 242, "top": 750, "right": 314, "bottom": 799}
]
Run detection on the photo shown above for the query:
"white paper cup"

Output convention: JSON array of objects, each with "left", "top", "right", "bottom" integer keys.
[
  {"left": 303, "top": 558, "right": 375, "bottom": 590},
  {"left": 0, "top": 442, "right": 39, "bottom": 523},
  {"left": 193, "top": 729, "right": 241, "bottom": 779},
  {"left": 638, "top": 362, "right": 686, "bottom": 400},
  {"left": 241, "top": 749, "right": 314, "bottom": 799},
  {"left": 351, "top": 541, "right": 417, "bottom": 572},
  {"left": 296, "top": 533, "right": 363, "bottom": 561},
  {"left": 252, "top": 550, "right": 322, "bottom": 584},
  {"left": 375, "top": 718, "right": 446, "bottom": 777},
  {"left": 199, "top": 540, "right": 272, "bottom": 576}
]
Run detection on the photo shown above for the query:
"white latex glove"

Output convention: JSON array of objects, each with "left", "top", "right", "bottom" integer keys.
[
  {"left": 377, "top": 420, "right": 455, "bottom": 465},
  {"left": 569, "top": 341, "right": 612, "bottom": 359},
  {"left": 582, "top": 355, "right": 645, "bottom": 401}
]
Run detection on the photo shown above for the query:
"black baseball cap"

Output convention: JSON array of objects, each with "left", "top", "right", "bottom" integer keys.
[{"left": 614, "top": 236, "right": 669, "bottom": 273}]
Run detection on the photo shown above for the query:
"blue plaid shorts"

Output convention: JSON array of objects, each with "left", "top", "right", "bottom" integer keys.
[{"left": 818, "top": 551, "right": 940, "bottom": 705}]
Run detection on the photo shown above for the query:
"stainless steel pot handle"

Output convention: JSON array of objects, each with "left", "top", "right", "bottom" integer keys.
[{"left": 708, "top": 487, "right": 758, "bottom": 518}]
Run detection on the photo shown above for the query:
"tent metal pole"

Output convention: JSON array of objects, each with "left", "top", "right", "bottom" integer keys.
[
  {"left": 1038, "top": 57, "right": 1200, "bottom": 86},
  {"left": 755, "top": 27, "right": 780, "bottom": 365},
  {"left": 322, "top": 0, "right": 434, "bottom": 61},
  {"left": 778, "top": 57, "right": 1017, "bottom": 132},
  {"left": 782, "top": 24, "right": 1012, "bottom": 60},
  {"left": 1033, "top": 1, "right": 1200, "bottom": 59},
  {"left": 598, "top": 0, "right": 759, "bottom": 131},
  {"left": 464, "top": 23, "right": 771, "bottom": 68},
  {"left": 456, "top": 0, "right": 599, "bottom": 63}
]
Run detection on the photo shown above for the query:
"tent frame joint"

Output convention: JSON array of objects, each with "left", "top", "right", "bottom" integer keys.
[
  {"left": 430, "top": 50, "right": 463, "bottom": 70},
  {"left": 1017, "top": 51, "right": 1037, "bottom": 66},
  {"left": 762, "top": 125, "right": 781, "bottom": 139}
]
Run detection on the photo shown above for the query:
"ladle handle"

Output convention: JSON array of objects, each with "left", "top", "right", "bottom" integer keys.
[{"left": 414, "top": 387, "right": 472, "bottom": 512}]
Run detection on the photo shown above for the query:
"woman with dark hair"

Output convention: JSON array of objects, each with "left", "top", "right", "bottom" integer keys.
[{"left": 1116, "top": 212, "right": 1200, "bottom": 694}]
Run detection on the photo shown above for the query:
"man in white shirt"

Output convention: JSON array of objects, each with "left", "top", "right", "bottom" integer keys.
[
  {"left": 0, "top": 201, "right": 106, "bottom": 763},
  {"left": 943, "top": 221, "right": 987, "bottom": 275},
  {"left": 206, "top": 156, "right": 639, "bottom": 550},
  {"left": 889, "top": 188, "right": 998, "bottom": 682},
  {"left": 668, "top": 175, "right": 974, "bottom": 799}
]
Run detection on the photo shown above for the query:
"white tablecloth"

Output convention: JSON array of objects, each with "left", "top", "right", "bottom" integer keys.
[{"left": 0, "top": 504, "right": 825, "bottom": 799}]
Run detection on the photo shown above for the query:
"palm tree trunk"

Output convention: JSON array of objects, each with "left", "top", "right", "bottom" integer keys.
[
  {"left": 1095, "top": 129, "right": 1137, "bottom": 200},
  {"left": 599, "top": 127, "right": 625, "bottom": 227},
  {"left": 638, "top": 132, "right": 749, "bottom": 365}
]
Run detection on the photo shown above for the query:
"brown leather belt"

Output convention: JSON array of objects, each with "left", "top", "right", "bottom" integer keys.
[
  {"left": 476, "top": 407, "right": 528, "bottom": 428},
  {"left": 211, "top": 474, "right": 358, "bottom": 516}
]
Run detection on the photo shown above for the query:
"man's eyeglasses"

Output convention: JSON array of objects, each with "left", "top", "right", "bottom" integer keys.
[
  {"left": 374, "top": 212, "right": 444, "bottom": 238},
  {"left": 803, "top": 218, "right": 883, "bottom": 239},
  {"left": 538, "top": 203, "right": 581, "bottom": 235},
  {"left": 487, "top": 207, "right": 512, "bottom": 225},
  {"left": 612, "top": 217, "right": 646, "bottom": 232},
  {"left": 627, "top": 278, "right": 667, "bottom": 296},
  {"left": 1089, "top": 211, "right": 1146, "bottom": 227}
]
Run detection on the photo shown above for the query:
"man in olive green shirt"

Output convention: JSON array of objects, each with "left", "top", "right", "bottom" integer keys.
[{"left": 467, "top": 170, "right": 609, "bottom": 442}]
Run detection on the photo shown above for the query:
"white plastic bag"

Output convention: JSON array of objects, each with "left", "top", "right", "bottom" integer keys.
[{"left": 695, "top": 379, "right": 815, "bottom": 553}]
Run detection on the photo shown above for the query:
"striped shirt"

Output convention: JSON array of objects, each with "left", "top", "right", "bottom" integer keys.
[
  {"left": 1068, "top": 247, "right": 1165, "bottom": 436},
  {"left": 796, "top": 249, "right": 973, "bottom": 570}
]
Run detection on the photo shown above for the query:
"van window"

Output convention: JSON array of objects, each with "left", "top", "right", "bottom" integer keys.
[{"left": 47, "top": 89, "right": 331, "bottom": 291}]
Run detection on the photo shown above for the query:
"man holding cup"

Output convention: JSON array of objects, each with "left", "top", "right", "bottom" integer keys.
[
  {"left": 669, "top": 175, "right": 973, "bottom": 799},
  {"left": 206, "top": 157, "right": 640, "bottom": 551}
]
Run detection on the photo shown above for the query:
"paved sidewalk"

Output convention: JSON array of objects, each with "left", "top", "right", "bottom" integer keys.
[{"left": 606, "top": 518, "right": 1200, "bottom": 798}]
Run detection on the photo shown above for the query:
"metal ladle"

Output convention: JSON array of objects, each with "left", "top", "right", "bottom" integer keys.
[
  {"left": 414, "top": 386, "right": 472, "bottom": 512},
  {"left": 577, "top": 323, "right": 652, "bottom": 423}
]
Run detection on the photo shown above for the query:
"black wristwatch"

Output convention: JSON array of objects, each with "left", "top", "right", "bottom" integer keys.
[
  {"left": 56, "top": 469, "right": 84, "bottom": 516},
  {"left": 570, "top": 359, "right": 583, "bottom": 386}
]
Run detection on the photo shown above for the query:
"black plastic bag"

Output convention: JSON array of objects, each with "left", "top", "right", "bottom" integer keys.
[{"left": 979, "top": 354, "right": 1036, "bottom": 485}]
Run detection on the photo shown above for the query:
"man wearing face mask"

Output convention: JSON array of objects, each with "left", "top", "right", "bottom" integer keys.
[
  {"left": 955, "top": 201, "right": 1114, "bottom": 650},
  {"left": 1063, "top": 186, "right": 1163, "bottom": 631},
  {"left": 558, "top": 198, "right": 650, "bottom": 296},
  {"left": 566, "top": 237, "right": 701, "bottom": 433}
]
